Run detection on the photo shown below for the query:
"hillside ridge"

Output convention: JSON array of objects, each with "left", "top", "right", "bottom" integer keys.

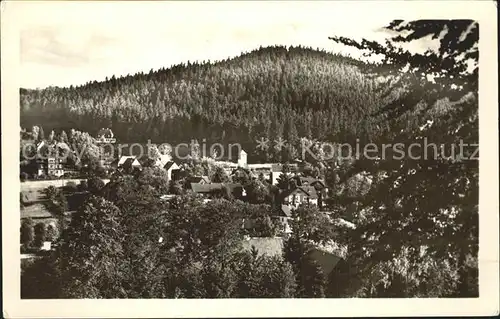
[{"left": 20, "top": 45, "right": 385, "bottom": 162}]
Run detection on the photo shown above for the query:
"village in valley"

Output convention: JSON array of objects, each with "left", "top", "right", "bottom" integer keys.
[
  {"left": 16, "top": 10, "right": 480, "bottom": 300},
  {"left": 20, "top": 125, "right": 358, "bottom": 282}
]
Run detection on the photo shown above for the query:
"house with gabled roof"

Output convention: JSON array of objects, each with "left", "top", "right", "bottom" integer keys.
[
  {"left": 163, "top": 161, "right": 180, "bottom": 181},
  {"left": 281, "top": 185, "right": 318, "bottom": 209},
  {"left": 123, "top": 157, "right": 141, "bottom": 171},
  {"left": 117, "top": 156, "right": 141, "bottom": 168},
  {"left": 115, "top": 156, "right": 141, "bottom": 173},
  {"left": 298, "top": 177, "right": 328, "bottom": 209},
  {"left": 155, "top": 154, "right": 172, "bottom": 169},
  {"left": 96, "top": 128, "right": 116, "bottom": 144},
  {"left": 272, "top": 204, "right": 293, "bottom": 234}
]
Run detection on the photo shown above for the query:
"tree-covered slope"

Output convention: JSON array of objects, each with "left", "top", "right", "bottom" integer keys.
[{"left": 20, "top": 46, "right": 385, "bottom": 153}]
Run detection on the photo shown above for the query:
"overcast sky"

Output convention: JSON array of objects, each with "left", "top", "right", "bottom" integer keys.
[{"left": 17, "top": 1, "right": 458, "bottom": 89}]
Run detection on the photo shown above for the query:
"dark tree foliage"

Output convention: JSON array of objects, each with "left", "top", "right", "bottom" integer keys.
[
  {"left": 300, "top": 256, "right": 327, "bottom": 298},
  {"left": 168, "top": 180, "right": 184, "bottom": 195},
  {"left": 211, "top": 166, "right": 231, "bottom": 183},
  {"left": 135, "top": 167, "right": 170, "bottom": 194},
  {"left": 276, "top": 172, "right": 292, "bottom": 191},
  {"left": 21, "top": 256, "right": 62, "bottom": 298},
  {"left": 63, "top": 181, "right": 78, "bottom": 193},
  {"left": 231, "top": 168, "right": 251, "bottom": 186},
  {"left": 43, "top": 186, "right": 69, "bottom": 230},
  {"left": 232, "top": 249, "right": 297, "bottom": 298},
  {"left": 210, "top": 185, "right": 234, "bottom": 200},
  {"left": 20, "top": 218, "right": 34, "bottom": 247},
  {"left": 34, "top": 222, "right": 46, "bottom": 247},
  {"left": 242, "top": 203, "right": 278, "bottom": 237},
  {"left": 45, "top": 223, "right": 59, "bottom": 241},
  {"left": 283, "top": 204, "right": 337, "bottom": 297},
  {"left": 58, "top": 196, "right": 126, "bottom": 298},
  {"left": 244, "top": 179, "right": 270, "bottom": 204},
  {"left": 22, "top": 169, "right": 296, "bottom": 298},
  {"left": 87, "top": 176, "right": 105, "bottom": 195},
  {"left": 77, "top": 180, "right": 88, "bottom": 192},
  {"left": 329, "top": 20, "right": 479, "bottom": 297},
  {"left": 20, "top": 172, "right": 28, "bottom": 182}
]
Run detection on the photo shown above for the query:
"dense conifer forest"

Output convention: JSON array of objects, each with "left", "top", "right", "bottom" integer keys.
[{"left": 20, "top": 46, "right": 388, "bottom": 155}]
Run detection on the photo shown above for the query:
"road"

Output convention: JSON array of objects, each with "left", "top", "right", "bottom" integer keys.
[{"left": 21, "top": 178, "right": 110, "bottom": 191}]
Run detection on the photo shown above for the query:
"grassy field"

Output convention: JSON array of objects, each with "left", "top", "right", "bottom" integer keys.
[{"left": 20, "top": 178, "right": 110, "bottom": 220}]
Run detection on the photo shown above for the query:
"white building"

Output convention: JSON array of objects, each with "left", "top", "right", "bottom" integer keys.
[{"left": 238, "top": 149, "right": 247, "bottom": 167}]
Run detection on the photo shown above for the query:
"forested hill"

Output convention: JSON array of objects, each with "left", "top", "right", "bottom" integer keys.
[{"left": 20, "top": 45, "right": 386, "bottom": 154}]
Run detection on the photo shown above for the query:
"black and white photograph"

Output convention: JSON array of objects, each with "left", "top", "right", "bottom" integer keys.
[{"left": 2, "top": 0, "right": 498, "bottom": 317}]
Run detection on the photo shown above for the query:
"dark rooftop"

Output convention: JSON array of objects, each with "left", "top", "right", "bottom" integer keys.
[
  {"left": 282, "top": 185, "right": 318, "bottom": 200},
  {"left": 163, "top": 161, "right": 179, "bottom": 171}
]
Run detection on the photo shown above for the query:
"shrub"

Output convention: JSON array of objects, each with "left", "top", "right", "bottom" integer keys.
[
  {"left": 45, "top": 223, "right": 59, "bottom": 241},
  {"left": 34, "top": 223, "right": 46, "bottom": 247},
  {"left": 77, "top": 180, "right": 88, "bottom": 192},
  {"left": 95, "top": 165, "right": 107, "bottom": 177},
  {"left": 20, "top": 218, "right": 34, "bottom": 247},
  {"left": 64, "top": 181, "right": 78, "bottom": 193},
  {"left": 87, "top": 177, "right": 105, "bottom": 195}
]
